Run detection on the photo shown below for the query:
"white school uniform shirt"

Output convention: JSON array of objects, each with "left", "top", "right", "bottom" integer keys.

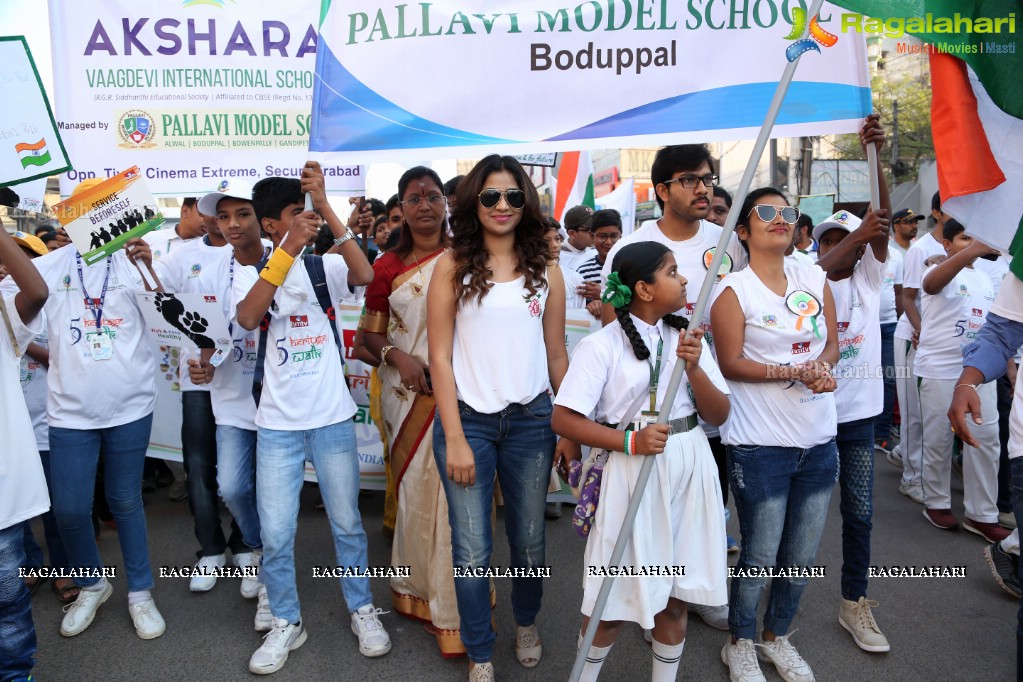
[
  {"left": 914, "top": 265, "right": 995, "bottom": 381},
  {"left": 0, "top": 248, "right": 157, "bottom": 430},
  {"left": 189, "top": 241, "right": 272, "bottom": 430},
  {"left": 895, "top": 231, "right": 945, "bottom": 342},
  {"left": 716, "top": 260, "right": 837, "bottom": 449},
  {"left": 830, "top": 247, "right": 886, "bottom": 423},
  {"left": 879, "top": 247, "right": 903, "bottom": 325},
  {"left": 561, "top": 264, "right": 588, "bottom": 310},
  {"left": 555, "top": 315, "right": 729, "bottom": 426},
  {"left": 559, "top": 243, "right": 596, "bottom": 272},
  {"left": 0, "top": 292, "right": 49, "bottom": 531},
  {"left": 231, "top": 251, "right": 359, "bottom": 431},
  {"left": 18, "top": 324, "right": 49, "bottom": 452},
  {"left": 452, "top": 274, "right": 550, "bottom": 414}
]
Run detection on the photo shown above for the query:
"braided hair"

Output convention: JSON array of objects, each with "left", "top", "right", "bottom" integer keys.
[{"left": 608, "top": 242, "right": 689, "bottom": 361}]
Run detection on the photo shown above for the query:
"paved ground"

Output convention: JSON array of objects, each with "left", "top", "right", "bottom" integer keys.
[{"left": 26, "top": 453, "right": 1018, "bottom": 681}]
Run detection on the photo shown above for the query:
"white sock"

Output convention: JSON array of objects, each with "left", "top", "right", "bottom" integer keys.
[
  {"left": 651, "top": 638, "right": 684, "bottom": 682},
  {"left": 578, "top": 632, "right": 613, "bottom": 682},
  {"left": 127, "top": 590, "right": 152, "bottom": 606},
  {"left": 83, "top": 577, "right": 107, "bottom": 592},
  {"left": 1001, "top": 528, "right": 1020, "bottom": 556}
]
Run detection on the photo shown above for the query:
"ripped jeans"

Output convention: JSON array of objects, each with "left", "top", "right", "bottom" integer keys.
[
  {"left": 434, "top": 393, "right": 556, "bottom": 663},
  {"left": 726, "top": 440, "right": 838, "bottom": 640}
]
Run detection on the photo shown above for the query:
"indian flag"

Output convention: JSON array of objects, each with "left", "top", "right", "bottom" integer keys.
[
  {"left": 830, "top": 0, "right": 1023, "bottom": 279},
  {"left": 16, "top": 139, "right": 51, "bottom": 169},
  {"left": 554, "top": 151, "right": 595, "bottom": 228}
]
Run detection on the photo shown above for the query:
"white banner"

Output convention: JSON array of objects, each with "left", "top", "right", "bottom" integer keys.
[
  {"left": 595, "top": 177, "right": 636, "bottom": 236},
  {"left": 47, "top": 1, "right": 366, "bottom": 197},
  {"left": 0, "top": 36, "right": 71, "bottom": 186},
  {"left": 311, "top": 2, "right": 871, "bottom": 160}
]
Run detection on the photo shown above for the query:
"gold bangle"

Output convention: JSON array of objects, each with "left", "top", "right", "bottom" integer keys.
[
  {"left": 259, "top": 249, "right": 294, "bottom": 287},
  {"left": 380, "top": 345, "right": 396, "bottom": 366}
]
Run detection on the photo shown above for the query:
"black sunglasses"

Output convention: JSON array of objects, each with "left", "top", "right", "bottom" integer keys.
[
  {"left": 749, "top": 204, "right": 800, "bottom": 225},
  {"left": 478, "top": 188, "right": 526, "bottom": 210}
]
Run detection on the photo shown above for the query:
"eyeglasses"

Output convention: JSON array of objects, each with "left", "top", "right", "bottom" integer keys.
[
  {"left": 662, "top": 174, "right": 719, "bottom": 189},
  {"left": 748, "top": 204, "right": 800, "bottom": 224},
  {"left": 478, "top": 188, "right": 526, "bottom": 210},
  {"left": 400, "top": 194, "right": 445, "bottom": 208},
  {"left": 594, "top": 232, "right": 622, "bottom": 242}
]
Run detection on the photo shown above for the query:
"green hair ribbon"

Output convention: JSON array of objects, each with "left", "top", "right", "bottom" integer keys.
[{"left": 601, "top": 272, "right": 633, "bottom": 309}]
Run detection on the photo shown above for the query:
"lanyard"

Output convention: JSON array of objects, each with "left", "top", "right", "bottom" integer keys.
[
  {"left": 226, "top": 247, "right": 269, "bottom": 337},
  {"left": 76, "top": 253, "right": 112, "bottom": 334},
  {"left": 646, "top": 332, "right": 663, "bottom": 413}
]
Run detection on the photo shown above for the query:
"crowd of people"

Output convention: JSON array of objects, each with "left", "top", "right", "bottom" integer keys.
[{"left": 1, "top": 112, "right": 1021, "bottom": 682}]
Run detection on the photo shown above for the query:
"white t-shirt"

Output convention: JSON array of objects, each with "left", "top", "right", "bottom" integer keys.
[
  {"left": 786, "top": 251, "right": 815, "bottom": 268},
  {"left": 991, "top": 272, "right": 1023, "bottom": 324},
  {"left": 452, "top": 274, "right": 550, "bottom": 414},
  {"left": 144, "top": 226, "right": 195, "bottom": 262},
  {"left": 895, "top": 231, "right": 945, "bottom": 341},
  {"left": 555, "top": 315, "right": 729, "bottom": 425},
  {"left": 914, "top": 265, "right": 995, "bottom": 380},
  {"left": 562, "top": 264, "right": 588, "bottom": 309},
  {"left": 560, "top": 244, "right": 596, "bottom": 272},
  {"left": 151, "top": 237, "right": 230, "bottom": 392},
  {"left": 19, "top": 325, "right": 49, "bottom": 452},
  {"left": 715, "top": 261, "right": 837, "bottom": 448},
  {"left": 231, "top": 251, "right": 358, "bottom": 431},
  {"left": 974, "top": 254, "right": 1010, "bottom": 298},
  {"left": 1, "top": 248, "right": 157, "bottom": 429},
  {"left": 0, "top": 293, "right": 49, "bottom": 531},
  {"left": 879, "top": 247, "right": 903, "bottom": 325},
  {"left": 830, "top": 248, "right": 886, "bottom": 423}
]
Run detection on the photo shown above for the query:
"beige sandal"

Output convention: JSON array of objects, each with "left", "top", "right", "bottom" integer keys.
[
  {"left": 515, "top": 624, "right": 542, "bottom": 668},
  {"left": 469, "top": 661, "right": 494, "bottom": 682}
]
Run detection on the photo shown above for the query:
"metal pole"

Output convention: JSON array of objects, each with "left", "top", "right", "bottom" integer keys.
[
  {"left": 568, "top": 1, "right": 828, "bottom": 679},
  {"left": 867, "top": 145, "right": 881, "bottom": 212}
]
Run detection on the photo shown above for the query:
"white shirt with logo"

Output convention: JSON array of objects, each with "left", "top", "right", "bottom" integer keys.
[
  {"left": 830, "top": 248, "right": 886, "bottom": 423},
  {"left": 715, "top": 261, "right": 837, "bottom": 449},
  {"left": 914, "top": 265, "right": 995, "bottom": 380},
  {"left": 232, "top": 252, "right": 358, "bottom": 431},
  {"left": 879, "top": 247, "right": 903, "bottom": 325},
  {"left": 895, "top": 231, "right": 945, "bottom": 341}
]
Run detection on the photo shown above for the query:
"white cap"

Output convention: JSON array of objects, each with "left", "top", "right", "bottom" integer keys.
[
  {"left": 812, "top": 209, "right": 862, "bottom": 243},
  {"left": 197, "top": 179, "right": 255, "bottom": 216}
]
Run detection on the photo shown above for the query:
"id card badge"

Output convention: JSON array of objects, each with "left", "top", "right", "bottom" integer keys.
[
  {"left": 89, "top": 333, "right": 113, "bottom": 361},
  {"left": 633, "top": 410, "right": 658, "bottom": 431}
]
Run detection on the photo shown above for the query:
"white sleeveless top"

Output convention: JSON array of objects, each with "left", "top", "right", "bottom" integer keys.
[
  {"left": 452, "top": 273, "right": 550, "bottom": 413},
  {"left": 716, "top": 260, "right": 837, "bottom": 449}
]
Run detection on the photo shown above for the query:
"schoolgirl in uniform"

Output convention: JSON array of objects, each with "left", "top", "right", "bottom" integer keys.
[{"left": 552, "top": 241, "right": 731, "bottom": 681}]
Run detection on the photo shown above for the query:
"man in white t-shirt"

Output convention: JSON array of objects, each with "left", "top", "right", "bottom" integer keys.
[
  {"left": 232, "top": 164, "right": 391, "bottom": 675},
  {"left": 891, "top": 192, "right": 948, "bottom": 504},
  {"left": 0, "top": 192, "right": 49, "bottom": 682},
  {"left": 890, "top": 207, "right": 924, "bottom": 256},
  {"left": 875, "top": 245, "right": 903, "bottom": 455},
  {"left": 560, "top": 205, "right": 597, "bottom": 272}
]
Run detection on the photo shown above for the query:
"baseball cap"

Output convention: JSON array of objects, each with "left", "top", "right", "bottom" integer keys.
[
  {"left": 11, "top": 231, "right": 48, "bottom": 257},
  {"left": 564, "top": 205, "right": 594, "bottom": 231},
  {"left": 812, "top": 210, "right": 862, "bottom": 243},
  {"left": 892, "top": 208, "right": 925, "bottom": 223},
  {"left": 197, "top": 179, "right": 255, "bottom": 216}
]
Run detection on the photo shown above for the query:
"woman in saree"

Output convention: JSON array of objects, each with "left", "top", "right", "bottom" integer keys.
[{"left": 361, "top": 166, "right": 463, "bottom": 655}]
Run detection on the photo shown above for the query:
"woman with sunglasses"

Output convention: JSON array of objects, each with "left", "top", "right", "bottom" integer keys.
[
  {"left": 711, "top": 188, "right": 839, "bottom": 682},
  {"left": 428, "top": 155, "right": 572, "bottom": 682}
]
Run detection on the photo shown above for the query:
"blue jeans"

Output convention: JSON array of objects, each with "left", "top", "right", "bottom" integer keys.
[
  {"left": 21, "top": 451, "right": 69, "bottom": 572},
  {"left": 874, "top": 322, "right": 896, "bottom": 443},
  {"left": 434, "top": 393, "right": 556, "bottom": 663},
  {"left": 257, "top": 419, "right": 372, "bottom": 623},
  {"left": 727, "top": 441, "right": 839, "bottom": 640},
  {"left": 837, "top": 417, "right": 875, "bottom": 600},
  {"left": 216, "top": 425, "right": 261, "bottom": 551},
  {"left": 0, "top": 524, "right": 35, "bottom": 681},
  {"left": 182, "top": 391, "right": 244, "bottom": 558},
  {"left": 49, "top": 414, "right": 155, "bottom": 592}
]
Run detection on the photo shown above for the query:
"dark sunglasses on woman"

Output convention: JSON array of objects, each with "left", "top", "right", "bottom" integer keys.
[{"left": 478, "top": 188, "right": 526, "bottom": 210}]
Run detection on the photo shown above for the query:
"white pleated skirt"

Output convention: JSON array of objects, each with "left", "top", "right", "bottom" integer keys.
[{"left": 580, "top": 427, "right": 727, "bottom": 629}]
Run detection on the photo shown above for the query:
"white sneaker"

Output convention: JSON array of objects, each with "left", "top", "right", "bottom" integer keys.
[
  {"left": 190, "top": 553, "right": 226, "bottom": 592},
  {"left": 254, "top": 585, "right": 272, "bottom": 632},
  {"left": 249, "top": 617, "right": 307, "bottom": 675},
  {"left": 690, "top": 603, "right": 729, "bottom": 630},
  {"left": 721, "top": 638, "right": 767, "bottom": 682},
  {"left": 61, "top": 581, "right": 113, "bottom": 637},
  {"left": 129, "top": 598, "right": 166, "bottom": 639},
  {"left": 351, "top": 604, "right": 392, "bottom": 657},
  {"left": 756, "top": 632, "right": 815, "bottom": 682},
  {"left": 898, "top": 482, "right": 925, "bottom": 505},
  {"left": 235, "top": 550, "right": 262, "bottom": 599}
]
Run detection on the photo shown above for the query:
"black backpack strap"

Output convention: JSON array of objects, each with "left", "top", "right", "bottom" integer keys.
[
  {"left": 303, "top": 254, "right": 345, "bottom": 367},
  {"left": 250, "top": 251, "right": 273, "bottom": 406}
]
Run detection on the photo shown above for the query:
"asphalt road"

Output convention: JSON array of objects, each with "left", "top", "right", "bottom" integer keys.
[{"left": 26, "top": 453, "right": 1018, "bottom": 681}]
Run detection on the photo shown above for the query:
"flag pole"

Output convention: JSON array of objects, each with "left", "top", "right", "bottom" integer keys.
[
  {"left": 569, "top": 1, "right": 828, "bottom": 678},
  {"left": 866, "top": 144, "right": 880, "bottom": 211}
]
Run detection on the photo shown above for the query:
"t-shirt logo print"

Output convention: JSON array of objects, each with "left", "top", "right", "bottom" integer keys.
[
  {"left": 290, "top": 315, "right": 308, "bottom": 328},
  {"left": 792, "top": 341, "right": 811, "bottom": 355}
]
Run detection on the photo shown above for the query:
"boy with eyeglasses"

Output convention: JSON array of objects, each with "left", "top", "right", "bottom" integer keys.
[
  {"left": 577, "top": 209, "right": 622, "bottom": 319},
  {"left": 560, "top": 205, "right": 596, "bottom": 271}
]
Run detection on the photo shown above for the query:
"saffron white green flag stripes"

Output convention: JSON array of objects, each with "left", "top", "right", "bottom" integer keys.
[{"left": 554, "top": 151, "right": 594, "bottom": 227}]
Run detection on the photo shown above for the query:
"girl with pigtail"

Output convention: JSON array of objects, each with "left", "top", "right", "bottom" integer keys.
[{"left": 552, "top": 241, "right": 731, "bottom": 682}]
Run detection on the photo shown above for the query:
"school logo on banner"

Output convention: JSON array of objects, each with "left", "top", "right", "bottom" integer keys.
[{"left": 118, "top": 110, "right": 156, "bottom": 148}]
